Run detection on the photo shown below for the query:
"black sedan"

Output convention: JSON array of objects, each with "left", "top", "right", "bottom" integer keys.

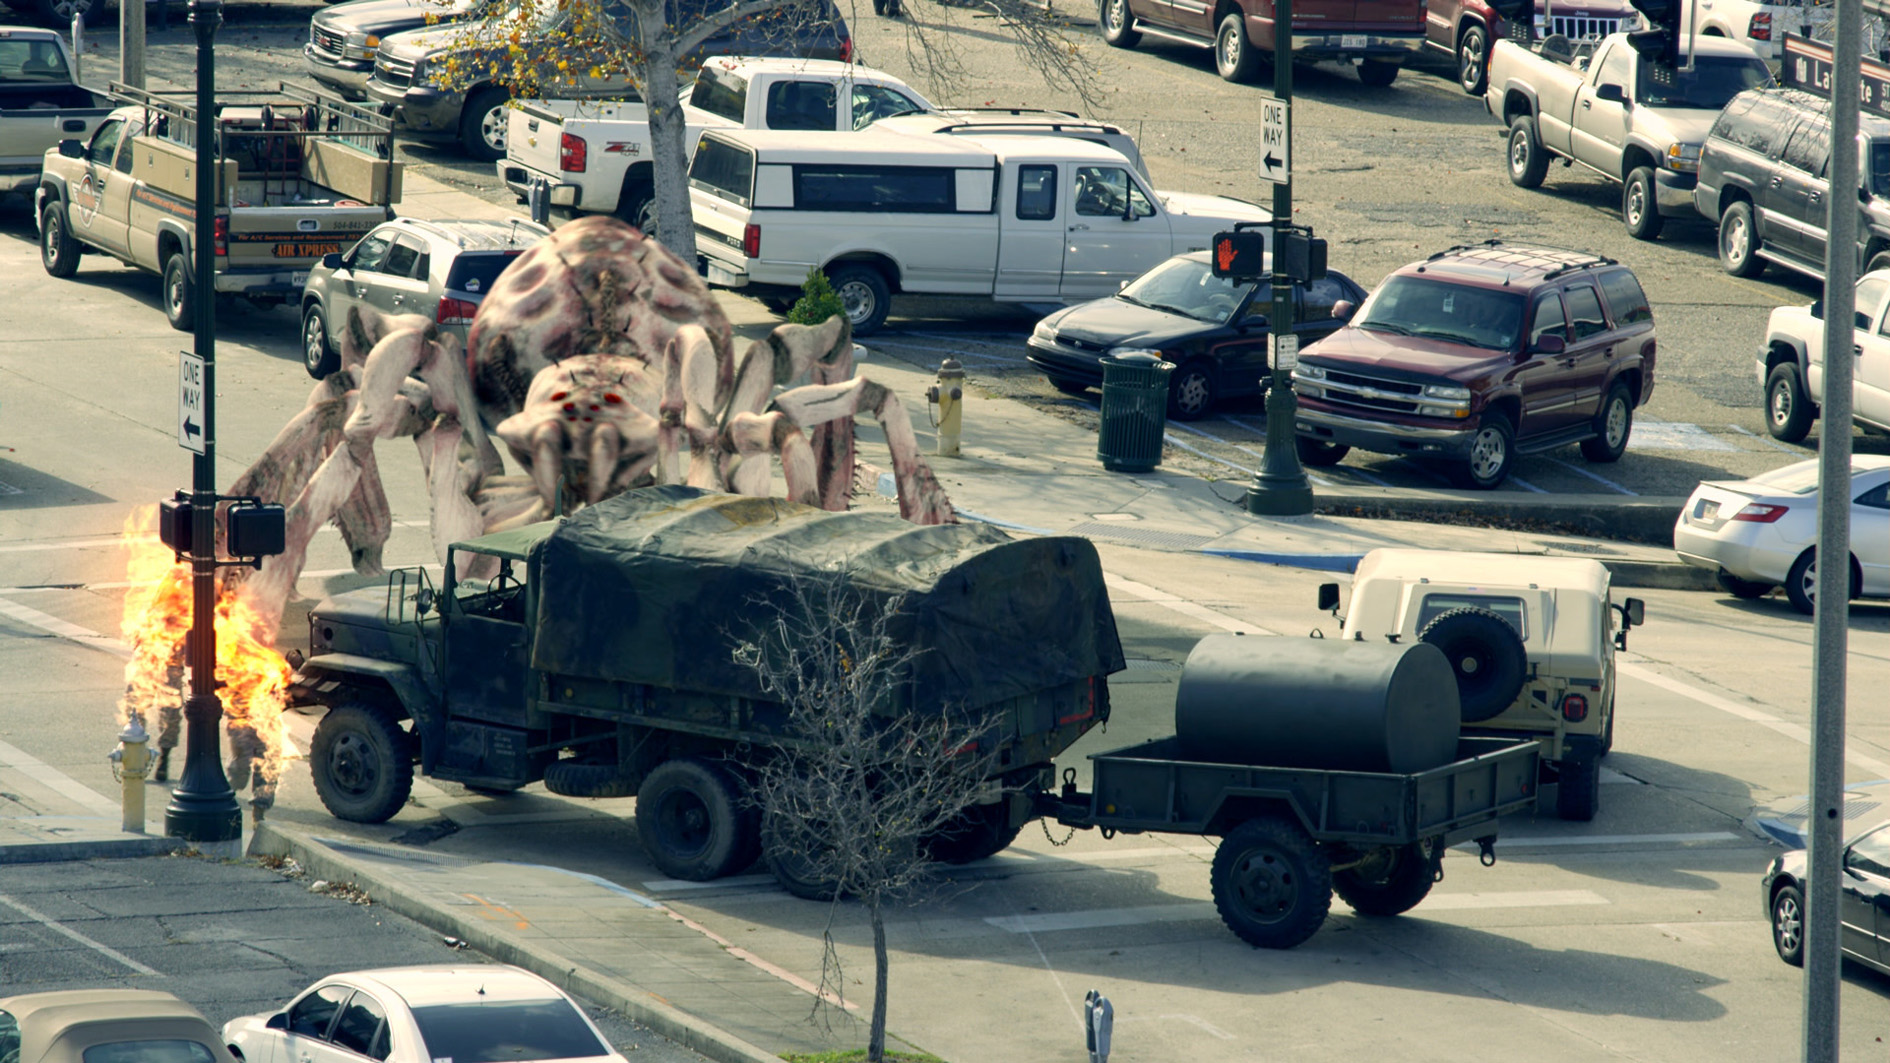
[
  {"left": 1763, "top": 819, "right": 1890, "bottom": 975},
  {"left": 1025, "top": 251, "right": 1366, "bottom": 420}
]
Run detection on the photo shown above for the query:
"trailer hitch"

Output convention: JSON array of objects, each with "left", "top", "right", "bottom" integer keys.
[{"left": 1478, "top": 837, "right": 1497, "bottom": 867}]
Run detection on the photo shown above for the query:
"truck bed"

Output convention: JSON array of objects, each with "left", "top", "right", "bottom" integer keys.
[{"left": 1056, "top": 735, "right": 1540, "bottom": 846}]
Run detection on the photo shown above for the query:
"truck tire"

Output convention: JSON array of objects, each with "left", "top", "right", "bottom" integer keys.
[
  {"left": 923, "top": 802, "right": 1024, "bottom": 865},
  {"left": 1601, "top": 694, "right": 1615, "bottom": 755},
  {"left": 1770, "top": 883, "right": 1805, "bottom": 966},
  {"left": 1357, "top": 60, "right": 1400, "bottom": 87},
  {"left": 1579, "top": 381, "right": 1633, "bottom": 462},
  {"left": 1456, "top": 22, "right": 1489, "bottom": 95},
  {"left": 1332, "top": 842, "right": 1437, "bottom": 916},
  {"left": 1506, "top": 115, "right": 1549, "bottom": 189},
  {"left": 310, "top": 705, "right": 415, "bottom": 824},
  {"left": 1765, "top": 362, "right": 1814, "bottom": 443},
  {"left": 302, "top": 304, "right": 340, "bottom": 379},
  {"left": 1100, "top": 0, "right": 1140, "bottom": 47},
  {"left": 1554, "top": 750, "right": 1600, "bottom": 821},
  {"left": 459, "top": 86, "right": 511, "bottom": 163},
  {"left": 615, "top": 181, "right": 658, "bottom": 240},
  {"left": 828, "top": 264, "right": 891, "bottom": 336},
  {"left": 544, "top": 758, "right": 638, "bottom": 798},
  {"left": 1621, "top": 167, "right": 1664, "bottom": 241},
  {"left": 635, "top": 759, "right": 758, "bottom": 881},
  {"left": 1718, "top": 200, "right": 1765, "bottom": 277},
  {"left": 1451, "top": 409, "right": 1513, "bottom": 489},
  {"left": 1214, "top": 13, "right": 1262, "bottom": 84},
  {"left": 1295, "top": 437, "right": 1350, "bottom": 466},
  {"left": 1211, "top": 815, "right": 1332, "bottom": 949},
  {"left": 163, "top": 251, "right": 196, "bottom": 333},
  {"left": 40, "top": 202, "right": 81, "bottom": 278},
  {"left": 1418, "top": 606, "right": 1526, "bottom": 722},
  {"left": 763, "top": 811, "right": 841, "bottom": 901}
]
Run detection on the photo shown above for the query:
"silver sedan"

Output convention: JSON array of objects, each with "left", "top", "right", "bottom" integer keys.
[{"left": 1673, "top": 455, "right": 1890, "bottom": 613}]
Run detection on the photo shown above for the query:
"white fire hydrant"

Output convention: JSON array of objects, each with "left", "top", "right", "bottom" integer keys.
[
  {"left": 109, "top": 716, "right": 150, "bottom": 834},
  {"left": 926, "top": 359, "right": 966, "bottom": 457}
]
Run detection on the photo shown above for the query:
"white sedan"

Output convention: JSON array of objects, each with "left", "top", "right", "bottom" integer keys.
[
  {"left": 222, "top": 966, "right": 626, "bottom": 1063},
  {"left": 1673, "top": 455, "right": 1890, "bottom": 613}
]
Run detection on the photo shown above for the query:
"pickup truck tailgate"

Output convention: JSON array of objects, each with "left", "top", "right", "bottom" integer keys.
[
  {"left": 224, "top": 205, "right": 384, "bottom": 271},
  {"left": 508, "top": 101, "right": 571, "bottom": 183}
]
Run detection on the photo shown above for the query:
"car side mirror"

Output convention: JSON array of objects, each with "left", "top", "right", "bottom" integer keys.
[
  {"left": 1532, "top": 333, "right": 1567, "bottom": 355},
  {"left": 1595, "top": 82, "right": 1627, "bottom": 105},
  {"left": 1622, "top": 597, "right": 1644, "bottom": 627},
  {"left": 267, "top": 1014, "right": 288, "bottom": 1031},
  {"left": 57, "top": 139, "right": 83, "bottom": 158},
  {"left": 322, "top": 252, "right": 343, "bottom": 270},
  {"left": 1331, "top": 299, "right": 1356, "bottom": 322},
  {"left": 1317, "top": 582, "right": 1340, "bottom": 612}
]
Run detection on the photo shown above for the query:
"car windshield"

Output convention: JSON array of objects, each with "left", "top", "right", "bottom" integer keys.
[
  {"left": 1116, "top": 257, "right": 1254, "bottom": 324},
  {"left": 1637, "top": 56, "right": 1773, "bottom": 109},
  {"left": 1353, "top": 275, "right": 1523, "bottom": 351},
  {"left": 410, "top": 1000, "right": 609, "bottom": 1063}
]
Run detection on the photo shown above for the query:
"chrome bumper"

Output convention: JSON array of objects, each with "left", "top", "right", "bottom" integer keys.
[{"left": 1294, "top": 405, "right": 1475, "bottom": 459}]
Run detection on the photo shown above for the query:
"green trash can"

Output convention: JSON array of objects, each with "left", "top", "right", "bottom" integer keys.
[{"left": 1096, "top": 353, "right": 1174, "bottom": 473}]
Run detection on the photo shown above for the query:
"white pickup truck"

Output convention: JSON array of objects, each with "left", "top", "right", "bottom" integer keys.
[
  {"left": 1484, "top": 32, "right": 1771, "bottom": 239},
  {"left": 1758, "top": 270, "right": 1890, "bottom": 443},
  {"left": 0, "top": 27, "right": 108, "bottom": 204}
]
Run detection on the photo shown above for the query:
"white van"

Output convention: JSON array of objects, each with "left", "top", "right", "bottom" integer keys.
[{"left": 688, "top": 128, "right": 1269, "bottom": 333}]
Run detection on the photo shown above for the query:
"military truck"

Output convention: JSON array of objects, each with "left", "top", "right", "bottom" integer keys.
[
  {"left": 288, "top": 487, "right": 1125, "bottom": 883},
  {"left": 1317, "top": 548, "right": 1644, "bottom": 821}
]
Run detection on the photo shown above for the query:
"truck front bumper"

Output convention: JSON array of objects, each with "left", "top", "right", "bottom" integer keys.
[
  {"left": 366, "top": 81, "right": 464, "bottom": 139},
  {"left": 1294, "top": 404, "right": 1476, "bottom": 461},
  {"left": 1655, "top": 168, "right": 1698, "bottom": 216},
  {"left": 304, "top": 48, "right": 374, "bottom": 100},
  {"left": 1292, "top": 31, "right": 1423, "bottom": 62}
]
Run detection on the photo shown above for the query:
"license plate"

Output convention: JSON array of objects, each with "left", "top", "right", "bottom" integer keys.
[
  {"left": 273, "top": 242, "right": 343, "bottom": 259},
  {"left": 1342, "top": 34, "right": 1367, "bottom": 47},
  {"left": 1696, "top": 500, "right": 1719, "bottom": 523},
  {"left": 292, "top": 271, "right": 310, "bottom": 288}
]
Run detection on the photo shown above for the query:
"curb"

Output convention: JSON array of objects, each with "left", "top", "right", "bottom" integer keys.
[
  {"left": 1314, "top": 490, "right": 1687, "bottom": 548},
  {"left": 249, "top": 825, "right": 785, "bottom": 1063},
  {"left": 0, "top": 834, "right": 184, "bottom": 864}
]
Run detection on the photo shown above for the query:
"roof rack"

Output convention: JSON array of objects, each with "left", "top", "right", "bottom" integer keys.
[
  {"left": 947, "top": 107, "right": 1084, "bottom": 120},
  {"left": 1426, "top": 238, "right": 1615, "bottom": 278}
]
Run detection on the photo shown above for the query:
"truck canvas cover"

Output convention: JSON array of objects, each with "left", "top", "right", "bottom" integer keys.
[{"left": 529, "top": 487, "right": 1125, "bottom": 713}]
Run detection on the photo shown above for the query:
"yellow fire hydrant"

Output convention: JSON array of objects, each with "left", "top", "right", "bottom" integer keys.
[
  {"left": 926, "top": 359, "right": 966, "bottom": 457},
  {"left": 109, "top": 717, "right": 150, "bottom": 834}
]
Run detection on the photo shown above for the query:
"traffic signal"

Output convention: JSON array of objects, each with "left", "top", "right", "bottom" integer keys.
[
  {"left": 1211, "top": 229, "right": 1267, "bottom": 280},
  {"left": 1626, "top": 0, "right": 1681, "bottom": 66},
  {"left": 1277, "top": 230, "right": 1328, "bottom": 283}
]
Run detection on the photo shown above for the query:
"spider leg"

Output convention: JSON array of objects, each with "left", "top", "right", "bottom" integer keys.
[{"left": 769, "top": 377, "right": 954, "bottom": 524}]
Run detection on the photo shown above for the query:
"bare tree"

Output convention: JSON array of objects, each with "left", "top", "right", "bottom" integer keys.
[{"left": 733, "top": 569, "right": 1002, "bottom": 1063}]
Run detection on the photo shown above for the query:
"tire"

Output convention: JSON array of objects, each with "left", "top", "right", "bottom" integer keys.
[
  {"left": 828, "top": 264, "right": 891, "bottom": 336},
  {"left": 302, "top": 304, "right": 340, "bottom": 379},
  {"left": 1211, "top": 815, "right": 1332, "bottom": 950},
  {"left": 635, "top": 758, "right": 758, "bottom": 882},
  {"left": 1295, "top": 437, "right": 1350, "bottom": 466},
  {"left": 762, "top": 810, "right": 841, "bottom": 901},
  {"left": 543, "top": 759, "right": 638, "bottom": 798},
  {"left": 1357, "top": 60, "right": 1400, "bottom": 87},
  {"left": 1555, "top": 750, "right": 1600, "bottom": 821},
  {"left": 1715, "top": 571, "right": 1774, "bottom": 600},
  {"left": 1580, "top": 381, "right": 1633, "bottom": 462},
  {"left": 1719, "top": 200, "right": 1766, "bottom": 277},
  {"left": 1785, "top": 549, "right": 1860, "bottom": 616},
  {"left": 1167, "top": 359, "right": 1217, "bottom": 420},
  {"left": 1418, "top": 606, "right": 1527, "bottom": 723},
  {"left": 310, "top": 705, "right": 414, "bottom": 824},
  {"left": 1622, "top": 167, "right": 1664, "bottom": 241},
  {"left": 1771, "top": 882, "right": 1805, "bottom": 967},
  {"left": 1601, "top": 696, "right": 1615, "bottom": 755},
  {"left": 1507, "top": 115, "right": 1549, "bottom": 189},
  {"left": 1765, "top": 362, "right": 1814, "bottom": 443},
  {"left": 1100, "top": 0, "right": 1140, "bottom": 47},
  {"left": 163, "top": 251, "right": 195, "bottom": 333},
  {"left": 616, "top": 183, "right": 657, "bottom": 240},
  {"left": 1214, "top": 12, "right": 1262, "bottom": 84},
  {"left": 459, "top": 86, "right": 511, "bottom": 162},
  {"left": 1456, "top": 22, "right": 1489, "bottom": 95},
  {"left": 1332, "top": 842, "right": 1437, "bottom": 916},
  {"left": 924, "top": 802, "right": 1025, "bottom": 865},
  {"left": 1451, "top": 410, "right": 1513, "bottom": 489},
  {"left": 36, "top": 0, "right": 101, "bottom": 26},
  {"left": 40, "top": 202, "right": 80, "bottom": 278},
  {"left": 1048, "top": 375, "right": 1091, "bottom": 396}
]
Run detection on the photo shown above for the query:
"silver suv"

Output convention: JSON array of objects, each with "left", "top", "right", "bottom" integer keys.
[{"left": 299, "top": 216, "right": 549, "bottom": 378}]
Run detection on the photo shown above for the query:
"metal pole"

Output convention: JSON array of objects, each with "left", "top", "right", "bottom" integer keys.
[
  {"left": 122, "top": 0, "right": 146, "bottom": 90},
  {"left": 69, "top": 11, "right": 82, "bottom": 87},
  {"left": 1804, "top": 4, "right": 1861, "bottom": 1059},
  {"left": 1244, "top": 0, "right": 1313, "bottom": 516},
  {"left": 164, "top": 0, "right": 241, "bottom": 853}
]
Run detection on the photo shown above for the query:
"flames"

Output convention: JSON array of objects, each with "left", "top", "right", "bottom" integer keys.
[{"left": 116, "top": 506, "right": 290, "bottom": 817}]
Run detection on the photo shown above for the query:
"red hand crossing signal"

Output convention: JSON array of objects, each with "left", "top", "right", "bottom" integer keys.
[{"left": 1211, "top": 230, "right": 1267, "bottom": 280}]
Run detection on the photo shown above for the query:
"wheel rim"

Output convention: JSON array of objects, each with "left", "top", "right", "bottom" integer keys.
[
  {"left": 1228, "top": 845, "right": 1298, "bottom": 925},
  {"left": 480, "top": 105, "right": 507, "bottom": 152},
  {"left": 1605, "top": 397, "right": 1628, "bottom": 448},
  {"left": 654, "top": 789, "right": 712, "bottom": 858},
  {"left": 167, "top": 268, "right": 186, "bottom": 316},
  {"left": 1774, "top": 893, "right": 1802, "bottom": 955},
  {"left": 1509, "top": 131, "right": 1529, "bottom": 176},
  {"left": 304, "top": 314, "right": 326, "bottom": 371},
  {"left": 1725, "top": 213, "right": 1750, "bottom": 266},
  {"left": 42, "top": 214, "right": 61, "bottom": 266},
  {"left": 1469, "top": 425, "right": 1506, "bottom": 480},
  {"left": 1106, "top": 0, "right": 1125, "bottom": 31},
  {"left": 1770, "top": 379, "right": 1793, "bottom": 427},
  {"left": 1798, "top": 559, "right": 1817, "bottom": 602},
  {"left": 51, "top": 0, "right": 89, "bottom": 17},
  {"left": 329, "top": 732, "right": 380, "bottom": 798},
  {"left": 634, "top": 198, "right": 659, "bottom": 239},
  {"left": 838, "top": 279, "right": 876, "bottom": 325},
  {"left": 1459, "top": 31, "right": 1484, "bottom": 90},
  {"left": 1174, "top": 370, "right": 1210, "bottom": 415},
  {"left": 1219, "top": 23, "right": 1240, "bottom": 69},
  {"left": 1625, "top": 181, "right": 1646, "bottom": 227}
]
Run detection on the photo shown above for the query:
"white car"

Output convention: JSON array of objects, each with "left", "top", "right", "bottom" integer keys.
[
  {"left": 222, "top": 965, "right": 626, "bottom": 1063},
  {"left": 1673, "top": 456, "right": 1890, "bottom": 613}
]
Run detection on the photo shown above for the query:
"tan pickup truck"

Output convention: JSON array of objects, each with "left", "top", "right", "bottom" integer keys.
[{"left": 35, "top": 81, "right": 401, "bottom": 331}]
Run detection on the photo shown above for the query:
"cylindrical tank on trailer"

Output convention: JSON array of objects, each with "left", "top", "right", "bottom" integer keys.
[{"left": 1173, "top": 634, "right": 1461, "bottom": 774}]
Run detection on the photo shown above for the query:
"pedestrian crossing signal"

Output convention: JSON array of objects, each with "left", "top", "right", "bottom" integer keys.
[{"left": 1211, "top": 230, "right": 1266, "bottom": 280}]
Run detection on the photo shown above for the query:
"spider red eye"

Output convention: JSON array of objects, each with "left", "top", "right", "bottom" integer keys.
[
  {"left": 582, "top": 416, "right": 593, "bottom": 422},
  {"left": 589, "top": 404, "right": 601, "bottom": 411},
  {"left": 550, "top": 391, "right": 569, "bottom": 401},
  {"left": 604, "top": 393, "right": 622, "bottom": 404},
  {"left": 562, "top": 402, "right": 576, "bottom": 412}
]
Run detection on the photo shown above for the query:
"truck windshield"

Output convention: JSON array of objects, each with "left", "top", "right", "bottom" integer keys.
[
  {"left": 1636, "top": 56, "right": 1773, "bottom": 109},
  {"left": 0, "top": 40, "right": 71, "bottom": 82},
  {"left": 1354, "top": 275, "right": 1524, "bottom": 351},
  {"left": 1116, "top": 256, "right": 1254, "bottom": 324},
  {"left": 1870, "top": 141, "right": 1890, "bottom": 198}
]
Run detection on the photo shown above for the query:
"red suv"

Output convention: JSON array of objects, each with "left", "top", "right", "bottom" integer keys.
[
  {"left": 1291, "top": 241, "right": 1656, "bottom": 489},
  {"left": 1099, "top": 0, "right": 1424, "bottom": 87}
]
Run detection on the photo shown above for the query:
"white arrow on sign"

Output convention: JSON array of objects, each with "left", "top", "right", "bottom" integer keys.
[
  {"left": 1259, "top": 94, "right": 1290, "bottom": 185},
  {"left": 178, "top": 351, "right": 206, "bottom": 455}
]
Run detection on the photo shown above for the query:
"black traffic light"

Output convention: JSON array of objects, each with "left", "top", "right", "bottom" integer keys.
[
  {"left": 227, "top": 501, "right": 287, "bottom": 562},
  {"left": 1626, "top": 0, "right": 1680, "bottom": 66},
  {"left": 159, "top": 495, "right": 193, "bottom": 555},
  {"left": 1277, "top": 230, "right": 1328, "bottom": 283},
  {"left": 1211, "top": 229, "right": 1267, "bottom": 281}
]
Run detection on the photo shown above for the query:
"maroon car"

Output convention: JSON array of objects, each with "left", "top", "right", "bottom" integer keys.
[
  {"left": 1099, "top": 0, "right": 1424, "bottom": 87},
  {"left": 1290, "top": 241, "right": 1655, "bottom": 489},
  {"left": 1430, "top": 0, "right": 1641, "bottom": 94}
]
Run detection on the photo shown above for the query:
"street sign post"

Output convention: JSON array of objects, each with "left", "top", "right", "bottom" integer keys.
[
  {"left": 177, "top": 351, "right": 205, "bottom": 454},
  {"left": 1259, "top": 95, "right": 1290, "bottom": 185}
]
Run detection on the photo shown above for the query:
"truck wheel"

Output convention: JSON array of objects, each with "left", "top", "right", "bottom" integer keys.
[
  {"left": 616, "top": 182, "right": 658, "bottom": 240},
  {"left": 923, "top": 802, "right": 1024, "bottom": 865},
  {"left": 1357, "top": 60, "right": 1400, "bottom": 87},
  {"left": 1506, "top": 116, "right": 1549, "bottom": 189},
  {"left": 310, "top": 705, "right": 414, "bottom": 824},
  {"left": 459, "top": 86, "right": 510, "bottom": 163},
  {"left": 1601, "top": 694, "right": 1615, "bottom": 755},
  {"left": 1771, "top": 883, "right": 1805, "bottom": 966},
  {"left": 1332, "top": 842, "right": 1436, "bottom": 916},
  {"left": 544, "top": 758, "right": 638, "bottom": 798},
  {"left": 1554, "top": 750, "right": 1600, "bottom": 821},
  {"left": 302, "top": 305, "right": 340, "bottom": 379},
  {"left": 1295, "top": 437, "right": 1350, "bottom": 466},
  {"left": 1100, "top": 0, "right": 1140, "bottom": 47},
  {"left": 1210, "top": 815, "right": 1331, "bottom": 949},
  {"left": 1451, "top": 410, "right": 1513, "bottom": 489},
  {"left": 1718, "top": 201, "right": 1765, "bottom": 277},
  {"left": 1456, "top": 23, "right": 1489, "bottom": 95},
  {"left": 635, "top": 759, "right": 758, "bottom": 881},
  {"left": 1621, "top": 167, "right": 1664, "bottom": 241},
  {"left": 1418, "top": 606, "right": 1526, "bottom": 722},
  {"left": 1715, "top": 571, "right": 1775, "bottom": 600},
  {"left": 164, "top": 252, "right": 196, "bottom": 333},
  {"left": 1765, "top": 362, "right": 1814, "bottom": 443},
  {"left": 40, "top": 202, "right": 81, "bottom": 278},
  {"left": 1579, "top": 382, "right": 1633, "bottom": 462},
  {"left": 1167, "top": 359, "right": 1217, "bottom": 420},
  {"left": 828, "top": 264, "right": 891, "bottom": 336},
  {"left": 762, "top": 811, "right": 841, "bottom": 901},
  {"left": 1214, "top": 13, "right": 1262, "bottom": 84}
]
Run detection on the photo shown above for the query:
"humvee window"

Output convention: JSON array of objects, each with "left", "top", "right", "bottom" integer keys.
[
  {"left": 455, "top": 558, "right": 527, "bottom": 622},
  {"left": 1417, "top": 594, "right": 1526, "bottom": 640}
]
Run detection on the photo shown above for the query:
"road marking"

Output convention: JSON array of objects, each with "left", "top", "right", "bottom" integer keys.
[
  {"left": 0, "top": 739, "right": 121, "bottom": 816},
  {"left": 0, "top": 890, "right": 161, "bottom": 976},
  {"left": 1102, "top": 573, "right": 1279, "bottom": 636},
  {"left": 984, "top": 889, "right": 1610, "bottom": 933},
  {"left": 0, "top": 597, "right": 131, "bottom": 658},
  {"left": 1165, "top": 421, "right": 1334, "bottom": 486},
  {"left": 1620, "top": 660, "right": 1890, "bottom": 777},
  {"left": 1727, "top": 423, "right": 1801, "bottom": 454},
  {"left": 1544, "top": 457, "right": 1637, "bottom": 496},
  {"left": 0, "top": 535, "right": 157, "bottom": 554},
  {"left": 1507, "top": 475, "right": 1547, "bottom": 493},
  {"left": 1633, "top": 418, "right": 1739, "bottom": 452}
]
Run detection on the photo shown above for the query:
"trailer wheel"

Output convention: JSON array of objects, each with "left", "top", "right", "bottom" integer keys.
[
  {"left": 310, "top": 705, "right": 414, "bottom": 824},
  {"left": 923, "top": 802, "right": 1024, "bottom": 865},
  {"left": 1418, "top": 606, "right": 1527, "bottom": 722},
  {"left": 1332, "top": 842, "right": 1437, "bottom": 916},
  {"left": 635, "top": 759, "right": 758, "bottom": 881},
  {"left": 1211, "top": 815, "right": 1332, "bottom": 949},
  {"left": 762, "top": 811, "right": 841, "bottom": 901},
  {"left": 1555, "top": 750, "right": 1601, "bottom": 821}
]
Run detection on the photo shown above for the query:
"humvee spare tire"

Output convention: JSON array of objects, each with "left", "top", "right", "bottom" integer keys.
[{"left": 1418, "top": 607, "right": 1526, "bottom": 723}]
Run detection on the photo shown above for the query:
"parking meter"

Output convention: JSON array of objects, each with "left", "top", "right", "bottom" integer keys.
[{"left": 1084, "top": 989, "right": 1113, "bottom": 1063}]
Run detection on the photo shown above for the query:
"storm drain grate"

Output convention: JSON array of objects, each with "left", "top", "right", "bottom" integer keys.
[
  {"left": 1777, "top": 799, "right": 1882, "bottom": 821},
  {"left": 1067, "top": 521, "right": 1214, "bottom": 550},
  {"left": 1123, "top": 657, "right": 1180, "bottom": 672}
]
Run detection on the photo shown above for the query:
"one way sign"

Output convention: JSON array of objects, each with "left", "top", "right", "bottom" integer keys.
[
  {"left": 1259, "top": 94, "right": 1290, "bottom": 185},
  {"left": 178, "top": 351, "right": 206, "bottom": 454}
]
